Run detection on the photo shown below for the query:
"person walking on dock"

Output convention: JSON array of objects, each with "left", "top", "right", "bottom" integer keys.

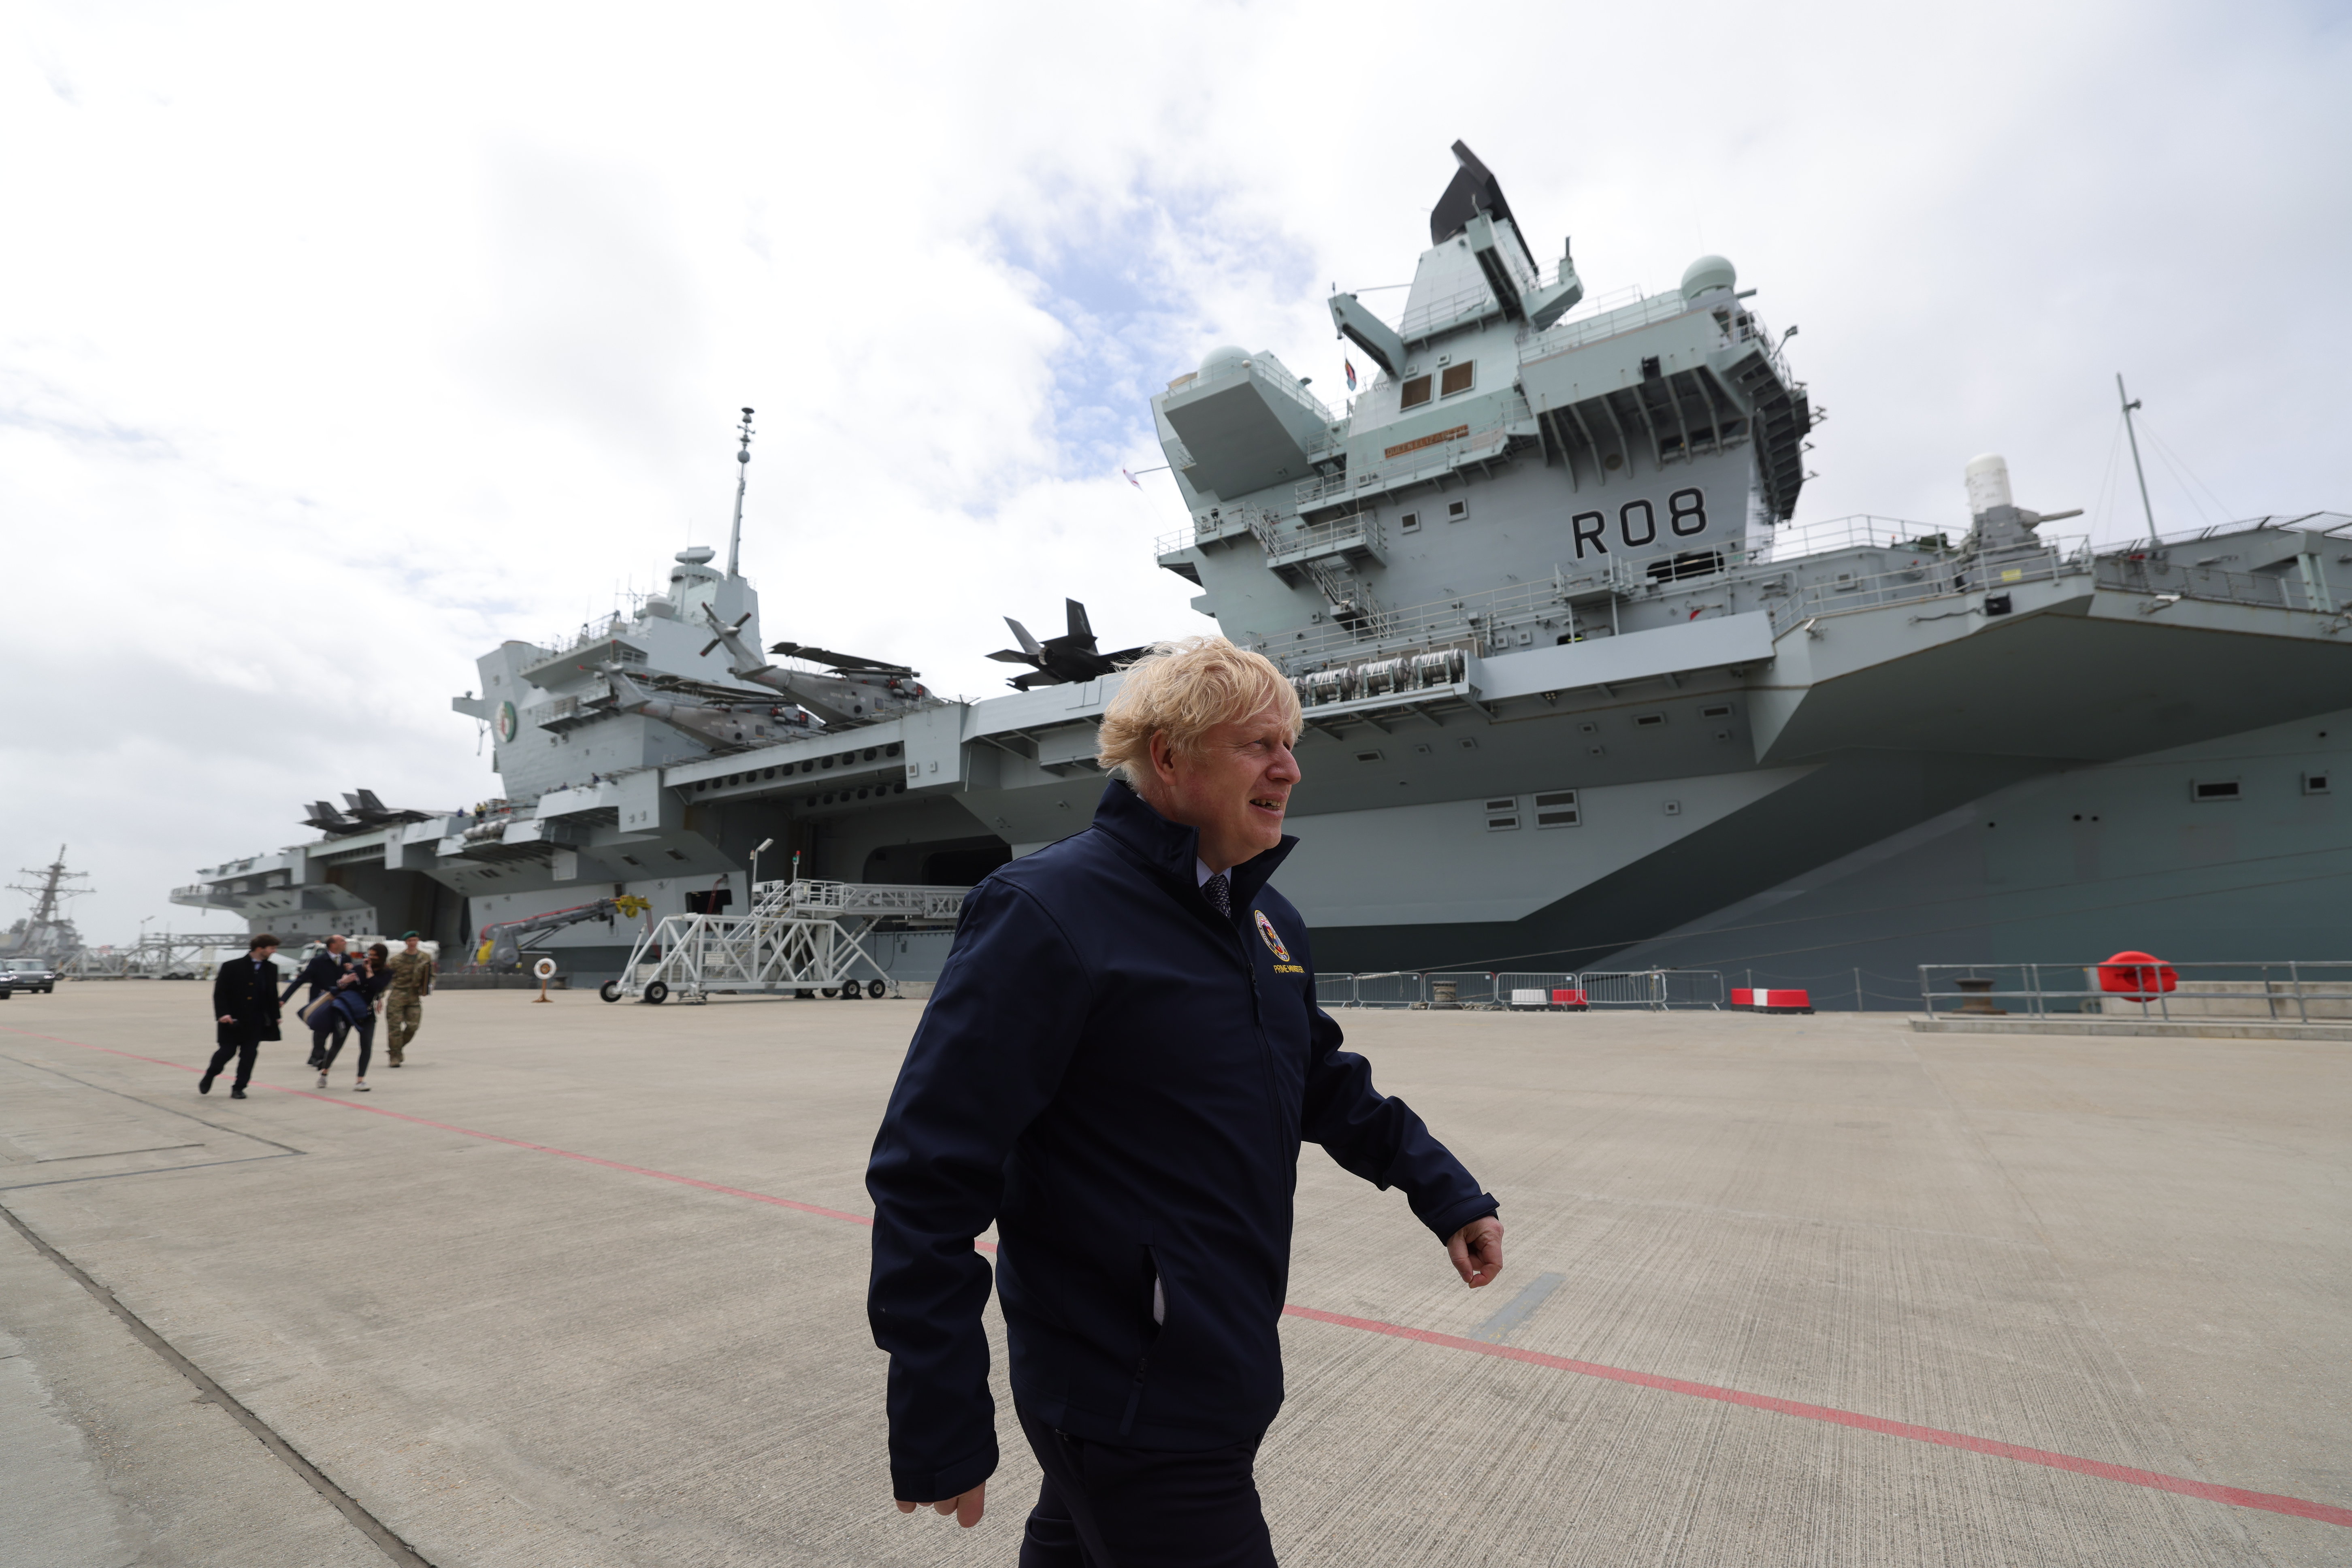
[
  {"left": 318, "top": 943, "right": 391, "bottom": 1091},
  {"left": 205, "top": 934, "right": 283, "bottom": 1099},
  {"left": 282, "top": 935, "right": 353, "bottom": 1068},
  {"left": 383, "top": 932, "right": 435, "bottom": 1067},
  {"left": 866, "top": 637, "right": 1504, "bottom": 1567}
]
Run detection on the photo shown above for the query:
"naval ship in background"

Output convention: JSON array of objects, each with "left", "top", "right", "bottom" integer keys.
[{"left": 175, "top": 145, "right": 2352, "bottom": 994}]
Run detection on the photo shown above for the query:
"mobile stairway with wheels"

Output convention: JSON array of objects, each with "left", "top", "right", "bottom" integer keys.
[{"left": 600, "top": 879, "right": 969, "bottom": 1004}]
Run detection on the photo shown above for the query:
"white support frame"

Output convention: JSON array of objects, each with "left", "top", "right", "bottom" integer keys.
[{"left": 607, "top": 880, "right": 968, "bottom": 1003}]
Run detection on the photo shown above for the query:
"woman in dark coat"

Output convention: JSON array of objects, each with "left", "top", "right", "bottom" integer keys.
[
  {"left": 317, "top": 943, "right": 390, "bottom": 1092},
  {"left": 206, "top": 934, "right": 283, "bottom": 1099}
]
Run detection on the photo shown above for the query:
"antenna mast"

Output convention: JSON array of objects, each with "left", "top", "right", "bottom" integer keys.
[
  {"left": 7, "top": 845, "right": 89, "bottom": 955},
  {"left": 726, "top": 406, "right": 755, "bottom": 579},
  {"left": 2117, "top": 374, "right": 2159, "bottom": 548}
]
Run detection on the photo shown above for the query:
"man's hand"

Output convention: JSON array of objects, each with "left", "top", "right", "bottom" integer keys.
[
  {"left": 1447, "top": 1215, "right": 1504, "bottom": 1287},
  {"left": 895, "top": 1482, "right": 985, "bottom": 1528},
  {"left": 217, "top": 1014, "right": 235, "bottom": 1024}
]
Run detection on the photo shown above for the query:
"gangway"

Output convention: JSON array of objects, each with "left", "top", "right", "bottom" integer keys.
[{"left": 601, "top": 879, "right": 971, "bottom": 1004}]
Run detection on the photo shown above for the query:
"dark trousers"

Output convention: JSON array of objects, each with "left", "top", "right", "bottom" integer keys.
[
  {"left": 302, "top": 992, "right": 337, "bottom": 1064},
  {"left": 1016, "top": 1407, "right": 1275, "bottom": 1568},
  {"left": 204, "top": 1039, "right": 258, "bottom": 1091},
  {"left": 321, "top": 1016, "right": 373, "bottom": 1077}
]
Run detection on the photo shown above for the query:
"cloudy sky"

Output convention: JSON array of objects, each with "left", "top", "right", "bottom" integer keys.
[{"left": 6, "top": 0, "right": 2347, "bottom": 944}]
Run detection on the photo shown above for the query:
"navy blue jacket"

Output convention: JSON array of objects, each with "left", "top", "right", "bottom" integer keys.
[
  {"left": 281, "top": 950, "right": 352, "bottom": 1005},
  {"left": 866, "top": 782, "right": 1497, "bottom": 1503}
]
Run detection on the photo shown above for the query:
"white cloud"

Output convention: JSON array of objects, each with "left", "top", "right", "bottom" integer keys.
[{"left": 4, "top": 0, "right": 2347, "bottom": 942}]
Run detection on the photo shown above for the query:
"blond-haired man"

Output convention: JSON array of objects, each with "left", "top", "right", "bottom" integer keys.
[{"left": 867, "top": 637, "right": 1503, "bottom": 1566}]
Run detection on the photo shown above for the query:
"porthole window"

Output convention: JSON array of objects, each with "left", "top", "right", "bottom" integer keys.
[
  {"left": 1447, "top": 499, "right": 1468, "bottom": 522},
  {"left": 1399, "top": 511, "right": 1421, "bottom": 533},
  {"left": 1400, "top": 375, "right": 1433, "bottom": 410},
  {"left": 1484, "top": 796, "right": 1520, "bottom": 831},
  {"left": 1440, "top": 362, "right": 1474, "bottom": 397},
  {"left": 2305, "top": 772, "right": 2332, "bottom": 795},
  {"left": 2191, "top": 779, "right": 2241, "bottom": 802}
]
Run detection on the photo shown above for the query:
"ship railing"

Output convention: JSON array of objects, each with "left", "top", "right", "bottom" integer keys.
[
  {"left": 1172, "top": 350, "right": 1334, "bottom": 424},
  {"left": 1398, "top": 279, "right": 1505, "bottom": 340},
  {"left": 1312, "top": 969, "right": 1724, "bottom": 1010},
  {"left": 1754, "top": 515, "right": 1954, "bottom": 562},
  {"left": 1291, "top": 420, "right": 1515, "bottom": 510},
  {"left": 1919, "top": 962, "right": 2352, "bottom": 1024},
  {"left": 2092, "top": 553, "right": 2339, "bottom": 614},
  {"left": 1762, "top": 539, "right": 2092, "bottom": 637},
  {"left": 1521, "top": 291, "right": 1696, "bottom": 358},
  {"left": 2132, "top": 512, "right": 2352, "bottom": 549}
]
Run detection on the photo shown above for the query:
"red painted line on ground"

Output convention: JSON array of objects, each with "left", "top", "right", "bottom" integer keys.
[
  {"left": 1279, "top": 1305, "right": 2352, "bottom": 1528},
  {"left": 3, "top": 1030, "right": 870, "bottom": 1229},
  {"left": 12, "top": 1024, "right": 2345, "bottom": 1528}
]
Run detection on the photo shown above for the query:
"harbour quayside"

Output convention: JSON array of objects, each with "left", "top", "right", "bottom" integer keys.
[{"left": 175, "top": 144, "right": 2352, "bottom": 995}]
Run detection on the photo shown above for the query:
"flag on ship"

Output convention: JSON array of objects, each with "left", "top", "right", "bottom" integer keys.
[{"left": 1344, "top": 358, "right": 1358, "bottom": 392}]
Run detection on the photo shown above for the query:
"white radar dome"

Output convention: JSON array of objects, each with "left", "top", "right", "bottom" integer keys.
[
  {"left": 1680, "top": 255, "right": 1737, "bottom": 300},
  {"left": 675, "top": 545, "right": 716, "bottom": 566},
  {"left": 1199, "top": 345, "right": 1251, "bottom": 377},
  {"left": 1964, "top": 453, "right": 2013, "bottom": 516}
]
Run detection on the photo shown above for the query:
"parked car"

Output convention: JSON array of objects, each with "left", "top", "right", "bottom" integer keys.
[{"left": 2, "top": 958, "right": 57, "bottom": 994}]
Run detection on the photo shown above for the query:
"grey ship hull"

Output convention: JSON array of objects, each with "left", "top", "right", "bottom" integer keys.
[{"left": 174, "top": 537, "right": 2352, "bottom": 995}]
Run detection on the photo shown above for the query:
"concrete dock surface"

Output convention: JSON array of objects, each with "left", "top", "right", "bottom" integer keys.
[{"left": 0, "top": 987, "right": 2345, "bottom": 1567}]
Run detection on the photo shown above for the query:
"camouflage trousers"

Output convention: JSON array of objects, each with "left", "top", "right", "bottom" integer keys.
[{"left": 386, "top": 993, "right": 424, "bottom": 1061}]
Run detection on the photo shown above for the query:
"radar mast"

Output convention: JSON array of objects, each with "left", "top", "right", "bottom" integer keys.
[{"left": 726, "top": 406, "right": 754, "bottom": 579}]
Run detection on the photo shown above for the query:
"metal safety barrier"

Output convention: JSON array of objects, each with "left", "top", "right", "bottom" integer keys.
[
  {"left": 1312, "top": 969, "right": 1723, "bottom": 1010},
  {"left": 1919, "top": 961, "right": 2352, "bottom": 1022}
]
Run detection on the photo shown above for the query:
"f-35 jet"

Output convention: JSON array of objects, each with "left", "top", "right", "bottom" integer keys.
[
  {"left": 691, "top": 607, "right": 933, "bottom": 729},
  {"left": 302, "top": 790, "right": 428, "bottom": 836},
  {"left": 987, "top": 600, "right": 1148, "bottom": 691}
]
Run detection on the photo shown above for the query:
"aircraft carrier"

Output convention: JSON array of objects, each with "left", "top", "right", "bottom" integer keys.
[{"left": 173, "top": 145, "right": 2352, "bottom": 990}]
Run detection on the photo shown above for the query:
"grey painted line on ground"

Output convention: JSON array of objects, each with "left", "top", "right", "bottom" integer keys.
[
  {"left": 0, "top": 1199, "right": 434, "bottom": 1568},
  {"left": 1469, "top": 1270, "right": 1567, "bottom": 1344},
  {"left": 0, "top": 1153, "right": 302, "bottom": 1191},
  {"left": 0, "top": 1052, "right": 309, "bottom": 1156},
  {"left": 36, "top": 1142, "right": 205, "bottom": 1163}
]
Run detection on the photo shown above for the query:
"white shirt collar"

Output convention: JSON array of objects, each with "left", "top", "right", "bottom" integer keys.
[{"left": 1195, "top": 857, "right": 1221, "bottom": 886}]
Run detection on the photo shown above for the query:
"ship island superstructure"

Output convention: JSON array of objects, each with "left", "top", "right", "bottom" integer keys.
[{"left": 176, "top": 147, "right": 2352, "bottom": 987}]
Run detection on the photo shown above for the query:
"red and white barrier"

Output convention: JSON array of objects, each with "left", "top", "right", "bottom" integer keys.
[{"left": 1731, "top": 987, "right": 1813, "bottom": 1014}]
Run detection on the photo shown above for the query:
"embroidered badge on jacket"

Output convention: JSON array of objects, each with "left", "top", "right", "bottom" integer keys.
[{"left": 1253, "top": 909, "right": 1292, "bottom": 963}]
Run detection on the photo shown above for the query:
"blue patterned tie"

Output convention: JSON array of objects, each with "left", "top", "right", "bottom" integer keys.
[{"left": 1202, "top": 871, "right": 1231, "bottom": 918}]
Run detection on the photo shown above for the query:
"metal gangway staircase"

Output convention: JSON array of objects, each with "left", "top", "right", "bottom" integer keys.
[{"left": 601, "top": 879, "right": 970, "bottom": 1004}]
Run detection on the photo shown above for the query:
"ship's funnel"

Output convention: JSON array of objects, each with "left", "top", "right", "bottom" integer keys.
[{"left": 1965, "top": 454, "right": 2013, "bottom": 518}]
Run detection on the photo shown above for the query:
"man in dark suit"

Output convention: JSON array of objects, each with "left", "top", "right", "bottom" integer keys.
[
  {"left": 207, "top": 934, "right": 284, "bottom": 1099},
  {"left": 281, "top": 935, "right": 352, "bottom": 1067}
]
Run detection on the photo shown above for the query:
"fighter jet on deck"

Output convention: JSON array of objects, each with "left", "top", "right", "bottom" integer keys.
[
  {"left": 691, "top": 607, "right": 933, "bottom": 729},
  {"left": 986, "top": 600, "right": 1148, "bottom": 691},
  {"left": 302, "top": 791, "right": 429, "bottom": 836},
  {"left": 341, "top": 790, "right": 430, "bottom": 829},
  {"left": 302, "top": 800, "right": 366, "bottom": 835},
  {"left": 600, "top": 663, "right": 819, "bottom": 750}
]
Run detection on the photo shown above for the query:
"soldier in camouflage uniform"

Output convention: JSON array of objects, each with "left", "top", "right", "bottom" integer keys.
[{"left": 385, "top": 932, "right": 436, "bottom": 1066}]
